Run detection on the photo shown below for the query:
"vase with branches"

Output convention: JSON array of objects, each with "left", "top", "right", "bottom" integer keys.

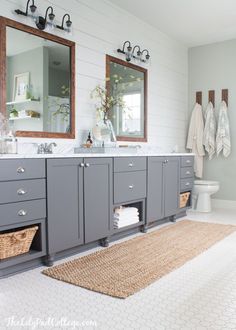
[{"left": 90, "top": 84, "right": 125, "bottom": 143}]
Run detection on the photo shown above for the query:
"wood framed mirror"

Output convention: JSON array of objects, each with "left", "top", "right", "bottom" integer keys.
[
  {"left": 106, "top": 55, "right": 147, "bottom": 142},
  {"left": 0, "top": 16, "right": 75, "bottom": 139}
]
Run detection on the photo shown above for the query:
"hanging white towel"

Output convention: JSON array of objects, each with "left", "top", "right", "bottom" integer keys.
[
  {"left": 216, "top": 101, "right": 231, "bottom": 157},
  {"left": 203, "top": 102, "right": 216, "bottom": 160},
  {"left": 186, "top": 103, "right": 205, "bottom": 178}
]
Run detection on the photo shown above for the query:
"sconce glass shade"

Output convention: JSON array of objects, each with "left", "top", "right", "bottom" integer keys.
[
  {"left": 29, "top": 4, "right": 38, "bottom": 22},
  {"left": 125, "top": 45, "right": 132, "bottom": 62},
  {"left": 65, "top": 19, "right": 72, "bottom": 35},
  {"left": 46, "top": 12, "right": 55, "bottom": 32}
]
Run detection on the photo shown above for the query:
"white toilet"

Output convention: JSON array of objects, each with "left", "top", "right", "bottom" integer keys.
[{"left": 193, "top": 180, "right": 220, "bottom": 212}]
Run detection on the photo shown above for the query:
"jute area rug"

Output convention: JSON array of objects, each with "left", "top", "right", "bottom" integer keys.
[{"left": 43, "top": 220, "right": 236, "bottom": 298}]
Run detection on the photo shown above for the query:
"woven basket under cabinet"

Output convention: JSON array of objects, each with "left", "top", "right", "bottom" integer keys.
[
  {"left": 179, "top": 192, "right": 190, "bottom": 208},
  {"left": 0, "top": 226, "right": 38, "bottom": 260}
]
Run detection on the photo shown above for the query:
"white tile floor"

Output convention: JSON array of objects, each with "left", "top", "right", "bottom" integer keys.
[{"left": 1, "top": 207, "right": 236, "bottom": 330}]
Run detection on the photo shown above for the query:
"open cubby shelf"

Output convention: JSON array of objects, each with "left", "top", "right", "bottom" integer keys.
[
  {"left": 0, "top": 219, "right": 46, "bottom": 268},
  {"left": 179, "top": 190, "right": 192, "bottom": 210},
  {"left": 113, "top": 199, "right": 145, "bottom": 233}
]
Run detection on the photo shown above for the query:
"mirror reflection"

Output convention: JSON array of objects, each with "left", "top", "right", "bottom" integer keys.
[
  {"left": 108, "top": 59, "right": 146, "bottom": 140},
  {"left": 6, "top": 27, "right": 71, "bottom": 133}
]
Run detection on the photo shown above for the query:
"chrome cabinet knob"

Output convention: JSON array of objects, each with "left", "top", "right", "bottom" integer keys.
[
  {"left": 128, "top": 162, "right": 134, "bottom": 167},
  {"left": 129, "top": 184, "right": 134, "bottom": 189},
  {"left": 186, "top": 171, "right": 190, "bottom": 175},
  {"left": 79, "top": 163, "right": 85, "bottom": 167},
  {"left": 85, "top": 163, "right": 90, "bottom": 167},
  {"left": 186, "top": 160, "right": 191, "bottom": 164},
  {"left": 185, "top": 182, "right": 190, "bottom": 186},
  {"left": 17, "top": 189, "right": 27, "bottom": 195},
  {"left": 18, "top": 209, "right": 27, "bottom": 216},
  {"left": 17, "top": 167, "right": 25, "bottom": 173}
]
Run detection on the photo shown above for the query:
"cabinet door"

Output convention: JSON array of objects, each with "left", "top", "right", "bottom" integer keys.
[
  {"left": 147, "top": 157, "right": 164, "bottom": 223},
  {"left": 84, "top": 158, "right": 113, "bottom": 244},
  {"left": 47, "top": 158, "right": 84, "bottom": 254},
  {"left": 164, "top": 157, "right": 180, "bottom": 217}
]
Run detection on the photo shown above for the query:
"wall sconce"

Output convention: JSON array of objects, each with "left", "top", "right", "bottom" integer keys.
[
  {"left": 15, "top": 0, "right": 72, "bottom": 34},
  {"left": 15, "top": 0, "right": 37, "bottom": 20},
  {"left": 36, "top": 6, "right": 55, "bottom": 31},
  {"left": 117, "top": 41, "right": 150, "bottom": 64},
  {"left": 56, "top": 14, "right": 72, "bottom": 34}
]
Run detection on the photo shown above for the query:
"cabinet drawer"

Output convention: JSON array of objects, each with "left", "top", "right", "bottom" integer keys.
[
  {"left": 0, "top": 159, "right": 45, "bottom": 182},
  {"left": 0, "top": 179, "right": 45, "bottom": 204},
  {"left": 114, "top": 171, "right": 146, "bottom": 204},
  {"left": 180, "top": 167, "right": 194, "bottom": 179},
  {"left": 114, "top": 157, "right": 146, "bottom": 173},
  {"left": 0, "top": 199, "right": 46, "bottom": 227},
  {"left": 181, "top": 156, "right": 194, "bottom": 167},
  {"left": 180, "top": 178, "right": 194, "bottom": 191}
]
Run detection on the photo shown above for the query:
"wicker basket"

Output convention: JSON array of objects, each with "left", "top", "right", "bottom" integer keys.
[
  {"left": 179, "top": 192, "right": 191, "bottom": 208},
  {"left": 0, "top": 226, "right": 38, "bottom": 260}
]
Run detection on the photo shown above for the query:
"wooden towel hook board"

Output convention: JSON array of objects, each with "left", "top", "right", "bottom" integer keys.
[
  {"left": 222, "top": 89, "right": 228, "bottom": 106},
  {"left": 196, "top": 91, "right": 202, "bottom": 105},
  {"left": 208, "top": 90, "right": 215, "bottom": 107}
]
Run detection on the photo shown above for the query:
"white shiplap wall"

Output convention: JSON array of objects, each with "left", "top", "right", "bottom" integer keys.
[{"left": 1, "top": 0, "right": 188, "bottom": 152}]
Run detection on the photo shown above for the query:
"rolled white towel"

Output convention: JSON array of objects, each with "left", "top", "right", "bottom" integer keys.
[
  {"left": 114, "top": 216, "right": 140, "bottom": 224},
  {"left": 114, "top": 207, "right": 139, "bottom": 215},
  {"left": 114, "top": 218, "right": 139, "bottom": 228},
  {"left": 114, "top": 212, "right": 139, "bottom": 219}
]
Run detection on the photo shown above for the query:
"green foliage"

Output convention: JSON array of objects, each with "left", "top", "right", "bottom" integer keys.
[{"left": 90, "top": 84, "right": 125, "bottom": 117}]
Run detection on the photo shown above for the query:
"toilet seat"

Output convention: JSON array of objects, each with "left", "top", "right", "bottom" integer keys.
[{"left": 194, "top": 180, "right": 219, "bottom": 186}]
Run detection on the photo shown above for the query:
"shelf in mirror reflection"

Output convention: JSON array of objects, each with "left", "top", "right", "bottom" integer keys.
[
  {"left": 9, "top": 116, "right": 40, "bottom": 121},
  {"left": 6, "top": 99, "right": 40, "bottom": 106}
]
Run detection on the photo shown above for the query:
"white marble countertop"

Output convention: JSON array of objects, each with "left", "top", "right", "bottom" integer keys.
[{"left": 0, "top": 152, "right": 194, "bottom": 159}]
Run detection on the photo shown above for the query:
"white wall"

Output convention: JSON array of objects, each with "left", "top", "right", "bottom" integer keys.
[
  {"left": 189, "top": 39, "right": 236, "bottom": 201},
  {"left": 1, "top": 0, "right": 188, "bottom": 152}
]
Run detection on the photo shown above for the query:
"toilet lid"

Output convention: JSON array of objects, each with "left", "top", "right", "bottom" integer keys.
[{"left": 194, "top": 180, "right": 219, "bottom": 186}]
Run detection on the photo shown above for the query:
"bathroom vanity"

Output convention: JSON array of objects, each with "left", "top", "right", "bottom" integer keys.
[{"left": 0, "top": 153, "right": 194, "bottom": 277}]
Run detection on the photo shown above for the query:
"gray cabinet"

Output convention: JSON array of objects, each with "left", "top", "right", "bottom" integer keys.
[
  {"left": 84, "top": 158, "right": 113, "bottom": 244},
  {"left": 164, "top": 157, "right": 180, "bottom": 217},
  {"left": 0, "top": 159, "right": 46, "bottom": 278},
  {"left": 47, "top": 157, "right": 112, "bottom": 255},
  {"left": 147, "top": 157, "right": 164, "bottom": 222},
  {"left": 47, "top": 158, "right": 84, "bottom": 254},
  {"left": 147, "top": 157, "right": 179, "bottom": 223}
]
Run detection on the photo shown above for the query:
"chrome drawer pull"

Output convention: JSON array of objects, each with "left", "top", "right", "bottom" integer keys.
[
  {"left": 129, "top": 184, "right": 134, "bottom": 189},
  {"left": 17, "top": 167, "right": 25, "bottom": 173},
  {"left": 79, "top": 163, "right": 85, "bottom": 167},
  {"left": 128, "top": 162, "right": 134, "bottom": 167},
  {"left": 18, "top": 209, "right": 27, "bottom": 216},
  {"left": 185, "top": 182, "right": 190, "bottom": 186},
  {"left": 85, "top": 163, "right": 90, "bottom": 168},
  {"left": 17, "top": 189, "right": 27, "bottom": 196},
  {"left": 186, "top": 171, "right": 190, "bottom": 175}
]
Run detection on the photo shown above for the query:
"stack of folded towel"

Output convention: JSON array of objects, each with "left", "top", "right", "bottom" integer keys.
[{"left": 114, "top": 206, "right": 139, "bottom": 229}]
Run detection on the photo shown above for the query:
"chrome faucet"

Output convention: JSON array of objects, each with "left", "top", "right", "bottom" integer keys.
[
  {"left": 45, "top": 142, "right": 57, "bottom": 154},
  {"left": 37, "top": 142, "right": 57, "bottom": 154}
]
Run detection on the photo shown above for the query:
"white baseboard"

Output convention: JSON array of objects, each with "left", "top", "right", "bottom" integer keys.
[{"left": 212, "top": 199, "right": 236, "bottom": 209}]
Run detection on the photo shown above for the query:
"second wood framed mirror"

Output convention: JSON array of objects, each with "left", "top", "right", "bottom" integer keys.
[
  {"left": 106, "top": 55, "right": 147, "bottom": 142},
  {"left": 0, "top": 16, "right": 75, "bottom": 139}
]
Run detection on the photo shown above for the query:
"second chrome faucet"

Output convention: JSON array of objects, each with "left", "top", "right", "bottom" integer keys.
[{"left": 37, "top": 142, "right": 57, "bottom": 154}]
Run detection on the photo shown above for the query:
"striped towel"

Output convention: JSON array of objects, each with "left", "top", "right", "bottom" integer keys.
[{"left": 216, "top": 101, "right": 231, "bottom": 157}]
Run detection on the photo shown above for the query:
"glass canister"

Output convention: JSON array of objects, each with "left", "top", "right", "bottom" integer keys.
[{"left": 5, "top": 131, "right": 18, "bottom": 154}]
